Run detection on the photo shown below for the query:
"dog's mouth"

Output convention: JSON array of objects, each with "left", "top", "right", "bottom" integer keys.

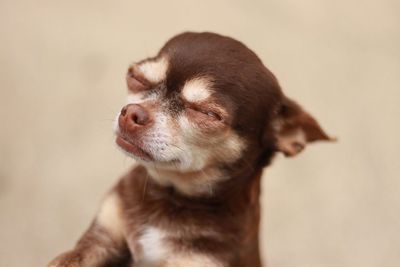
[{"left": 116, "top": 135, "right": 153, "bottom": 161}]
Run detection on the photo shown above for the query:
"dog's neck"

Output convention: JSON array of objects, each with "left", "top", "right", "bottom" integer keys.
[
  {"left": 143, "top": 160, "right": 262, "bottom": 199},
  {"left": 146, "top": 165, "right": 223, "bottom": 196}
]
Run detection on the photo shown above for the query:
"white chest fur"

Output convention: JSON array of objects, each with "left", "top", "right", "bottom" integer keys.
[
  {"left": 133, "top": 226, "right": 170, "bottom": 267},
  {"left": 131, "top": 226, "right": 224, "bottom": 267}
]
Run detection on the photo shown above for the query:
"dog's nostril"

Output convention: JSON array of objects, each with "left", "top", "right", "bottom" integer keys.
[
  {"left": 121, "top": 106, "right": 128, "bottom": 116},
  {"left": 132, "top": 108, "right": 149, "bottom": 125},
  {"left": 127, "top": 67, "right": 133, "bottom": 76},
  {"left": 131, "top": 114, "right": 139, "bottom": 124}
]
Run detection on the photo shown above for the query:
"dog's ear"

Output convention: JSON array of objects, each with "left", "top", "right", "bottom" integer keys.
[{"left": 271, "top": 97, "right": 334, "bottom": 157}]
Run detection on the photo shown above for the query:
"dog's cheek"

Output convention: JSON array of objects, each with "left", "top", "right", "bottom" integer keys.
[
  {"left": 144, "top": 111, "right": 196, "bottom": 166},
  {"left": 144, "top": 113, "right": 177, "bottom": 160},
  {"left": 173, "top": 115, "right": 207, "bottom": 170},
  {"left": 177, "top": 115, "right": 245, "bottom": 170},
  {"left": 217, "top": 133, "right": 246, "bottom": 163},
  {"left": 179, "top": 112, "right": 228, "bottom": 146}
]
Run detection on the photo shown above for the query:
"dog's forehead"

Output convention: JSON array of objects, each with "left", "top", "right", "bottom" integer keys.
[
  {"left": 134, "top": 32, "right": 282, "bottom": 122},
  {"left": 136, "top": 32, "right": 262, "bottom": 91},
  {"left": 136, "top": 55, "right": 218, "bottom": 105}
]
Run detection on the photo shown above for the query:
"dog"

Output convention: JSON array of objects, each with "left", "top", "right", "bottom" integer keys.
[{"left": 48, "top": 32, "right": 332, "bottom": 267}]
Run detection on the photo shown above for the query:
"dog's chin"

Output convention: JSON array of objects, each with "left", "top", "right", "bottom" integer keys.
[
  {"left": 115, "top": 135, "right": 181, "bottom": 167},
  {"left": 115, "top": 135, "right": 153, "bottom": 161}
]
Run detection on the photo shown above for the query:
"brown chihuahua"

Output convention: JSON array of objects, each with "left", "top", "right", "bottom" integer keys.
[{"left": 48, "top": 32, "right": 332, "bottom": 267}]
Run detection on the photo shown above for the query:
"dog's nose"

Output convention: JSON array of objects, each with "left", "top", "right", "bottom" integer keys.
[{"left": 119, "top": 104, "right": 151, "bottom": 129}]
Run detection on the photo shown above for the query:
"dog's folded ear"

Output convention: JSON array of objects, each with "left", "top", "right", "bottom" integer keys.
[{"left": 272, "top": 97, "right": 335, "bottom": 157}]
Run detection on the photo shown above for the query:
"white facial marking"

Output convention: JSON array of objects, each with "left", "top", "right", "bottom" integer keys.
[
  {"left": 138, "top": 56, "right": 169, "bottom": 84},
  {"left": 96, "top": 193, "right": 124, "bottom": 239},
  {"left": 126, "top": 93, "right": 145, "bottom": 104},
  {"left": 182, "top": 77, "right": 212, "bottom": 102},
  {"left": 126, "top": 89, "right": 161, "bottom": 105}
]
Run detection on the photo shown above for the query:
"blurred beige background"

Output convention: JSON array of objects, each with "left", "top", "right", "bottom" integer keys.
[{"left": 1, "top": 0, "right": 399, "bottom": 266}]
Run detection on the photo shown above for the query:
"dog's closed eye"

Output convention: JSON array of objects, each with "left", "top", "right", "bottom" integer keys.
[
  {"left": 126, "top": 65, "right": 149, "bottom": 92},
  {"left": 185, "top": 103, "right": 223, "bottom": 122},
  {"left": 189, "top": 106, "right": 222, "bottom": 121}
]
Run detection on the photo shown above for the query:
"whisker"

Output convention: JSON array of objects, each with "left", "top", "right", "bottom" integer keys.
[{"left": 167, "top": 143, "right": 185, "bottom": 152}]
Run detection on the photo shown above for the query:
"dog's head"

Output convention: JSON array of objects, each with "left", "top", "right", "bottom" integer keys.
[{"left": 114, "top": 32, "right": 332, "bottom": 193}]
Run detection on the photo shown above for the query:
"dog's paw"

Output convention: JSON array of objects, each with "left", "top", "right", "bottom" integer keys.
[{"left": 47, "top": 251, "right": 83, "bottom": 267}]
